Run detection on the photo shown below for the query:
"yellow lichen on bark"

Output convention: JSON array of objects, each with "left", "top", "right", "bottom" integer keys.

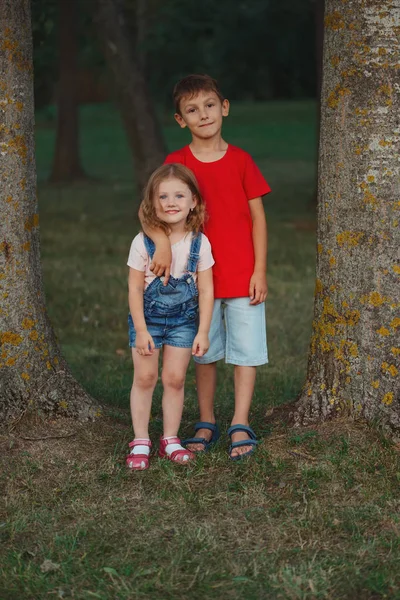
[
  {"left": 336, "top": 231, "right": 364, "bottom": 247},
  {"left": 1, "top": 332, "right": 23, "bottom": 345},
  {"left": 325, "top": 11, "right": 346, "bottom": 30},
  {"left": 382, "top": 392, "right": 394, "bottom": 406}
]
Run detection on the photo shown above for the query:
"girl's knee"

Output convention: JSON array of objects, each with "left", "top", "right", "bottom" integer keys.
[
  {"left": 161, "top": 369, "right": 185, "bottom": 390},
  {"left": 134, "top": 370, "right": 158, "bottom": 390}
]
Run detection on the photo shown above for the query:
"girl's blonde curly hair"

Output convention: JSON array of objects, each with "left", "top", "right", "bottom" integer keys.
[{"left": 140, "top": 163, "right": 206, "bottom": 235}]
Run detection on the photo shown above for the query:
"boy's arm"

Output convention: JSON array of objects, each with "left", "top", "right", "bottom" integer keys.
[
  {"left": 128, "top": 267, "right": 155, "bottom": 355},
  {"left": 192, "top": 267, "right": 214, "bottom": 357},
  {"left": 138, "top": 204, "right": 171, "bottom": 283},
  {"left": 248, "top": 197, "right": 268, "bottom": 305}
]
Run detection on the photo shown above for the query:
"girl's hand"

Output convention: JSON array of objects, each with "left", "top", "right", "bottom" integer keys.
[
  {"left": 192, "top": 332, "right": 210, "bottom": 357},
  {"left": 249, "top": 270, "right": 268, "bottom": 305},
  {"left": 135, "top": 330, "right": 156, "bottom": 356},
  {"left": 150, "top": 239, "right": 172, "bottom": 285}
]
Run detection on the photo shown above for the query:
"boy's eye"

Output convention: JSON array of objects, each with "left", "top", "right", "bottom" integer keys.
[
  {"left": 187, "top": 108, "right": 196, "bottom": 113},
  {"left": 207, "top": 103, "right": 214, "bottom": 108}
]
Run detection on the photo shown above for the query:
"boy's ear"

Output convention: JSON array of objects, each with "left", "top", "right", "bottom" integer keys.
[
  {"left": 222, "top": 99, "right": 230, "bottom": 117},
  {"left": 174, "top": 113, "right": 187, "bottom": 129}
]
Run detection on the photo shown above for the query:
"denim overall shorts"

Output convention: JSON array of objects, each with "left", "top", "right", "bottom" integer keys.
[{"left": 128, "top": 233, "right": 202, "bottom": 349}]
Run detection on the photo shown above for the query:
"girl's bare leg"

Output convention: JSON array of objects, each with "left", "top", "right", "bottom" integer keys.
[
  {"left": 161, "top": 346, "right": 192, "bottom": 437},
  {"left": 130, "top": 348, "right": 160, "bottom": 438}
]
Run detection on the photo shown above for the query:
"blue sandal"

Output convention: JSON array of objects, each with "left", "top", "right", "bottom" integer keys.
[
  {"left": 227, "top": 425, "right": 258, "bottom": 461},
  {"left": 182, "top": 422, "right": 220, "bottom": 452}
]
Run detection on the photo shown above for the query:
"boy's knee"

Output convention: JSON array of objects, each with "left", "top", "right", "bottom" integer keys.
[{"left": 161, "top": 370, "right": 185, "bottom": 390}]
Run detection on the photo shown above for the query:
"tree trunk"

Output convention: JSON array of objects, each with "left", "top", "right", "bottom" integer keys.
[
  {"left": 295, "top": 0, "right": 400, "bottom": 431},
  {"left": 50, "top": 0, "right": 86, "bottom": 183},
  {"left": 0, "top": 0, "right": 96, "bottom": 422},
  {"left": 95, "top": 0, "right": 167, "bottom": 196}
]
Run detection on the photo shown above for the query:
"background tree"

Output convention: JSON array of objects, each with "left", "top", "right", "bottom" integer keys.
[
  {"left": 295, "top": 0, "right": 400, "bottom": 429},
  {"left": 0, "top": 0, "right": 96, "bottom": 421},
  {"left": 50, "top": 0, "right": 86, "bottom": 182},
  {"left": 95, "top": 0, "right": 166, "bottom": 194}
]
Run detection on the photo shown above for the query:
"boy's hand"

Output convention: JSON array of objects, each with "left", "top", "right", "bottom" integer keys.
[
  {"left": 249, "top": 270, "right": 268, "bottom": 305},
  {"left": 149, "top": 239, "right": 172, "bottom": 285},
  {"left": 192, "top": 332, "right": 210, "bottom": 357},
  {"left": 135, "top": 330, "right": 156, "bottom": 356}
]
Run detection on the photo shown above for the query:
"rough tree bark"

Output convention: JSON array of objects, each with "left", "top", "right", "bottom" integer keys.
[
  {"left": 50, "top": 0, "right": 86, "bottom": 183},
  {"left": 295, "top": 0, "right": 400, "bottom": 431},
  {"left": 95, "top": 0, "right": 166, "bottom": 195},
  {"left": 0, "top": 0, "right": 96, "bottom": 422}
]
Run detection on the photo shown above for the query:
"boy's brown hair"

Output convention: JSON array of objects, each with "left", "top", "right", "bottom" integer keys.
[
  {"left": 141, "top": 163, "right": 206, "bottom": 235},
  {"left": 173, "top": 74, "right": 225, "bottom": 115}
]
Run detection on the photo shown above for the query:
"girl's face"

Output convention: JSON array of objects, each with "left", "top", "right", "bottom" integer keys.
[{"left": 155, "top": 177, "right": 197, "bottom": 231}]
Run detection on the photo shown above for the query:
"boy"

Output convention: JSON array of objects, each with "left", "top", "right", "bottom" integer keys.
[{"left": 142, "top": 74, "right": 271, "bottom": 459}]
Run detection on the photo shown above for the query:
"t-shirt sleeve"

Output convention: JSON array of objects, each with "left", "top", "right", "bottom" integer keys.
[
  {"left": 243, "top": 153, "right": 271, "bottom": 200},
  {"left": 127, "top": 233, "right": 148, "bottom": 271},
  {"left": 197, "top": 234, "right": 215, "bottom": 272},
  {"left": 164, "top": 149, "right": 186, "bottom": 165}
]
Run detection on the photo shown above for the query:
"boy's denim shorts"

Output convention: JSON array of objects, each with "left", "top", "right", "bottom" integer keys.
[
  {"left": 128, "top": 313, "right": 197, "bottom": 350},
  {"left": 194, "top": 297, "right": 268, "bottom": 366}
]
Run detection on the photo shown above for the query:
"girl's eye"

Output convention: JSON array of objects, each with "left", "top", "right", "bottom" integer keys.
[
  {"left": 176, "top": 194, "right": 183, "bottom": 199},
  {"left": 159, "top": 195, "right": 167, "bottom": 200}
]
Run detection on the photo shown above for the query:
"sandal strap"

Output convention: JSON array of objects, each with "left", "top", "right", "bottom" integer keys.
[
  {"left": 182, "top": 436, "right": 208, "bottom": 446},
  {"left": 161, "top": 436, "right": 181, "bottom": 445},
  {"left": 227, "top": 424, "right": 257, "bottom": 440},
  {"left": 128, "top": 439, "right": 152, "bottom": 448},
  {"left": 126, "top": 453, "right": 149, "bottom": 460},
  {"left": 229, "top": 439, "right": 258, "bottom": 450},
  {"left": 194, "top": 421, "right": 218, "bottom": 433}
]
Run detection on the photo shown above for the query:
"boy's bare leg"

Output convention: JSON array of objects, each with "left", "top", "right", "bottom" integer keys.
[
  {"left": 230, "top": 365, "right": 257, "bottom": 457},
  {"left": 185, "top": 362, "right": 217, "bottom": 451}
]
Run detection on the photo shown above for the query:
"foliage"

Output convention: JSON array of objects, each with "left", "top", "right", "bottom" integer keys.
[{"left": 32, "top": 0, "right": 317, "bottom": 108}]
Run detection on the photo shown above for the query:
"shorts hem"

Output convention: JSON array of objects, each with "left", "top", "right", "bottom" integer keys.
[
  {"left": 193, "top": 352, "right": 225, "bottom": 364},
  {"left": 225, "top": 355, "right": 269, "bottom": 366},
  {"left": 163, "top": 342, "right": 194, "bottom": 349}
]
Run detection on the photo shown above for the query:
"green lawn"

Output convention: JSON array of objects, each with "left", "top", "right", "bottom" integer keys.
[{"left": 2, "top": 101, "right": 400, "bottom": 600}]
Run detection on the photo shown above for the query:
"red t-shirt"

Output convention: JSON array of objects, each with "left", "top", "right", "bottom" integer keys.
[{"left": 165, "top": 145, "right": 271, "bottom": 298}]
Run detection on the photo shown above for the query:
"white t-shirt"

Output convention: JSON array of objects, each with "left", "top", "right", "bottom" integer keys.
[{"left": 127, "top": 232, "right": 214, "bottom": 289}]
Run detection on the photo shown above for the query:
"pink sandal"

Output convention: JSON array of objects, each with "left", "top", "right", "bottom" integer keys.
[
  {"left": 126, "top": 439, "right": 152, "bottom": 471},
  {"left": 158, "top": 437, "right": 195, "bottom": 464}
]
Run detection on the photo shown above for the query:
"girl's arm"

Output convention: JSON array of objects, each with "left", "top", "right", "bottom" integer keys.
[
  {"left": 138, "top": 204, "right": 171, "bottom": 283},
  {"left": 128, "top": 267, "right": 155, "bottom": 355},
  {"left": 248, "top": 197, "right": 268, "bottom": 305},
  {"left": 192, "top": 267, "right": 214, "bottom": 357}
]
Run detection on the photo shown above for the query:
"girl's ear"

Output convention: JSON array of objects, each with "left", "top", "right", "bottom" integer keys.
[{"left": 191, "top": 194, "right": 198, "bottom": 211}]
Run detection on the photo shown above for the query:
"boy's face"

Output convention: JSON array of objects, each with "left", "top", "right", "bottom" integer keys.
[{"left": 174, "top": 91, "right": 229, "bottom": 139}]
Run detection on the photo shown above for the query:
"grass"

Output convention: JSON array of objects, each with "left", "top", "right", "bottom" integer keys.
[{"left": 2, "top": 100, "right": 400, "bottom": 599}]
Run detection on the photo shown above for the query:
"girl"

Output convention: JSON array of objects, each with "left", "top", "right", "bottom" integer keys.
[{"left": 126, "top": 163, "right": 214, "bottom": 470}]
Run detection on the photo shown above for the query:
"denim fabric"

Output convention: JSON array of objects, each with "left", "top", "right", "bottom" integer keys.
[
  {"left": 194, "top": 297, "right": 268, "bottom": 366},
  {"left": 128, "top": 233, "right": 201, "bottom": 349}
]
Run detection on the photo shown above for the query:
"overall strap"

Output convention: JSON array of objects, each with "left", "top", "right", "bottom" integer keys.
[
  {"left": 186, "top": 233, "right": 202, "bottom": 273},
  {"left": 143, "top": 235, "right": 156, "bottom": 260}
]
